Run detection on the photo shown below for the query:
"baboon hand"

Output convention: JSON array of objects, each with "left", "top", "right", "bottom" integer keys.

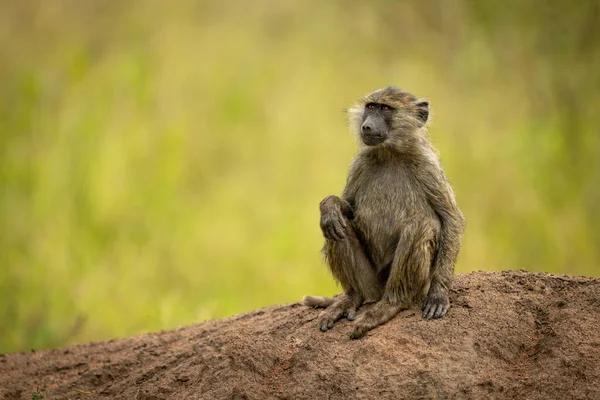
[
  {"left": 422, "top": 290, "right": 450, "bottom": 319},
  {"left": 320, "top": 212, "right": 347, "bottom": 241},
  {"left": 319, "top": 197, "right": 348, "bottom": 241}
]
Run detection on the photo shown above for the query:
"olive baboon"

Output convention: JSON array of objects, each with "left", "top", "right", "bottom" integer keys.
[{"left": 303, "top": 86, "right": 465, "bottom": 339}]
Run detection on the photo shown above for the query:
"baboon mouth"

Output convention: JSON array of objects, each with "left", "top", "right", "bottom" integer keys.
[{"left": 361, "top": 134, "right": 387, "bottom": 146}]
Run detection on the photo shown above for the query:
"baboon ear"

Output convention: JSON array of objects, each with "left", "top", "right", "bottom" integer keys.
[{"left": 415, "top": 99, "right": 429, "bottom": 124}]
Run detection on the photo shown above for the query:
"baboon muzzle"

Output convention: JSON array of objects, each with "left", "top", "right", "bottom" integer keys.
[{"left": 361, "top": 115, "right": 388, "bottom": 146}]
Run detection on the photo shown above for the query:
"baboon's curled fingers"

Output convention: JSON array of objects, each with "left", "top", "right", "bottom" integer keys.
[
  {"left": 318, "top": 307, "right": 344, "bottom": 331},
  {"left": 317, "top": 294, "right": 362, "bottom": 331},
  {"left": 349, "top": 301, "right": 402, "bottom": 339},
  {"left": 349, "top": 321, "right": 371, "bottom": 339},
  {"left": 319, "top": 315, "right": 335, "bottom": 332},
  {"left": 320, "top": 208, "right": 347, "bottom": 241},
  {"left": 423, "top": 302, "right": 449, "bottom": 319}
]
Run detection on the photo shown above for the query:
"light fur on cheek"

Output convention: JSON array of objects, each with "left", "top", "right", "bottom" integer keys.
[{"left": 346, "top": 104, "right": 365, "bottom": 135}]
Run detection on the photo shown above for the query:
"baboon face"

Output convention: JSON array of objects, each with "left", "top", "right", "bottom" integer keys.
[
  {"left": 360, "top": 102, "right": 395, "bottom": 146},
  {"left": 350, "top": 86, "right": 430, "bottom": 147}
]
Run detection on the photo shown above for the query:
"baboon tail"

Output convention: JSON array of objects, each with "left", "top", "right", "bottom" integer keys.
[{"left": 302, "top": 295, "right": 335, "bottom": 308}]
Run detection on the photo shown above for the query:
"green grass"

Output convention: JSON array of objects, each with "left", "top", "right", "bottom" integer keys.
[
  {"left": 1, "top": 0, "right": 599, "bottom": 353},
  {"left": 31, "top": 391, "right": 44, "bottom": 400}
]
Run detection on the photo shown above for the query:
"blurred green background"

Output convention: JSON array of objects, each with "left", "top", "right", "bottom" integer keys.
[{"left": 1, "top": 0, "right": 599, "bottom": 353}]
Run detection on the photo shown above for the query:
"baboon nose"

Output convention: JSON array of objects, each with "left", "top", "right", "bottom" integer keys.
[{"left": 361, "top": 123, "right": 372, "bottom": 133}]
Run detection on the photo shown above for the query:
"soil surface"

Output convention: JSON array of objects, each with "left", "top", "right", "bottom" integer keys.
[{"left": 1, "top": 271, "right": 600, "bottom": 400}]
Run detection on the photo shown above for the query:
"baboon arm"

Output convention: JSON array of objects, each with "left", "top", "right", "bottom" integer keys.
[
  {"left": 339, "top": 157, "right": 366, "bottom": 219},
  {"left": 419, "top": 164, "right": 466, "bottom": 291},
  {"left": 321, "top": 167, "right": 358, "bottom": 219}
]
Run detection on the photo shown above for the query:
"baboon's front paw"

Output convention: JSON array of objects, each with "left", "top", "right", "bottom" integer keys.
[{"left": 422, "top": 293, "right": 449, "bottom": 319}]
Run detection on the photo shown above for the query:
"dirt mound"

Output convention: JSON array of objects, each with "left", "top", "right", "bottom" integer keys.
[{"left": 1, "top": 271, "right": 600, "bottom": 400}]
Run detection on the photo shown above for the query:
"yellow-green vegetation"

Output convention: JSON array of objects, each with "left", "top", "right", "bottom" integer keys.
[{"left": 1, "top": 1, "right": 599, "bottom": 353}]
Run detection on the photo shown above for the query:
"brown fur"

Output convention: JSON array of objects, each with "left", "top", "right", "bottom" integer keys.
[
  {"left": 303, "top": 86, "right": 465, "bottom": 339},
  {"left": 302, "top": 296, "right": 335, "bottom": 308}
]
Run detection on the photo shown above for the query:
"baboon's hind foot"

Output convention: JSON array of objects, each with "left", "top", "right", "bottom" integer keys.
[{"left": 318, "top": 293, "right": 363, "bottom": 332}]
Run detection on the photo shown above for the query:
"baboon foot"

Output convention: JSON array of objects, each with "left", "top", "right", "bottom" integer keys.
[
  {"left": 349, "top": 320, "right": 370, "bottom": 339},
  {"left": 349, "top": 300, "right": 402, "bottom": 339},
  {"left": 317, "top": 294, "right": 361, "bottom": 332}
]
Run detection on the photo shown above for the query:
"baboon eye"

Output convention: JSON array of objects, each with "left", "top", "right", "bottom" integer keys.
[
  {"left": 366, "top": 104, "right": 375, "bottom": 110},
  {"left": 382, "top": 105, "right": 391, "bottom": 111}
]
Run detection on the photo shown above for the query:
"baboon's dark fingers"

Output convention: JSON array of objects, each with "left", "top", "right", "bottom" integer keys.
[
  {"left": 321, "top": 219, "right": 345, "bottom": 241},
  {"left": 319, "top": 316, "right": 335, "bottom": 332},
  {"left": 423, "top": 303, "right": 449, "bottom": 319},
  {"left": 318, "top": 306, "right": 346, "bottom": 332},
  {"left": 422, "top": 304, "right": 433, "bottom": 318},
  {"left": 328, "top": 225, "right": 343, "bottom": 241},
  {"left": 349, "top": 323, "right": 368, "bottom": 339},
  {"left": 327, "top": 224, "right": 346, "bottom": 241},
  {"left": 323, "top": 225, "right": 340, "bottom": 241},
  {"left": 345, "top": 308, "right": 357, "bottom": 321},
  {"left": 423, "top": 290, "right": 450, "bottom": 319},
  {"left": 425, "top": 305, "right": 439, "bottom": 319},
  {"left": 433, "top": 305, "right": 448, "bottom": 319},
  {"left": 349, "top": 300, "right": 401, "bottom": 339},
  {"left": 332, "top": 221, "right": 346, "bottom": 240},
  {"left": 320, "top": 205, "right": 348, "bottom": 241},
  {"left": 319, "top": 319, "right": 329, "bottom": 332}
]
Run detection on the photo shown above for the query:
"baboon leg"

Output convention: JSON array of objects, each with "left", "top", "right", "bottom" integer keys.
[
  {"left": 318, "top": 220, "right": 382, "bottom": 332},
  {"left": 384, "top": 221, "right": 437, "bottom": 306},
  {"left": 322, "top": 220, "right": 382, "bottom": 302},
  {"left": 350, "top": 222, "right": 436, "bottom": 339}
]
